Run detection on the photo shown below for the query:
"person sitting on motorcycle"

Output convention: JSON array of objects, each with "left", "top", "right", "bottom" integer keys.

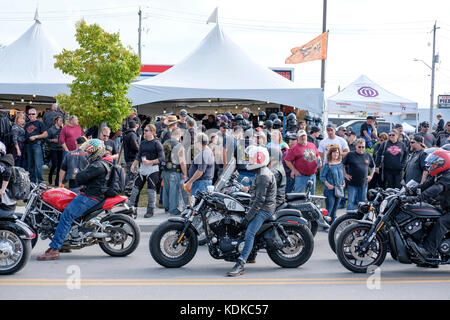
[
  {"left": 227, "top": 145, "right": 277, "bottom": 277},
  {"left": 0, "top": 142, "right": 17, "bottom": 217},
  {"left": 406, "top": 149, "right": 450, "bottom": 264},
  {"left": 37, "top": 139, "right": 114, "bottom": 261}
]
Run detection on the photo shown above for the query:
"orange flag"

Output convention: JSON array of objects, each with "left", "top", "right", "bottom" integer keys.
[{"left": 285, "top": 31, "right": 328, "bottom": 64}]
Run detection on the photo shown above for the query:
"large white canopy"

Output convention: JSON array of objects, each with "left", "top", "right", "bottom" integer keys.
[
  {"left": 0, "top": 10, "right": 72, "bottom": 97},
  {"left": 327, "top": 75, "right": 418, "bottom": 116},
  {"left": 129, "top": 24, "right": 323, "bottom": 114}
]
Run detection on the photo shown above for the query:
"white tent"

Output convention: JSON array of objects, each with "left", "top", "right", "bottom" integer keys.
[
  {"left": 0, "top": 9, "right": 72, "bottom": 98},
  {"left": 327, "top": 75, "right": 418, "bottom": 116},
  {"left": 128, "top": 24, "right": 323, "bottom": 114}
]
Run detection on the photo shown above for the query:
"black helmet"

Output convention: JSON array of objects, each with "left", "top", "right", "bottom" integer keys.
[
  {"left": 265, "top": 119, "right": 273, "bottom": 128},
  {"left": 269, "top": 113, "right": 278, "bottom": 121},
  {"left": 273, "top": 119, "right": 282, "bottom": 129},
  {"left": 235, "top": 114, "right": 244, "bottom": 121},
  {"left": 225, "top": 111, "right": 233, "bottom": 118},
  {"left": 258, "top": 111, "right": 267, "bottom": 121},
  {"left": 286, "top": 113, "right": 296, "bottom": 121}
]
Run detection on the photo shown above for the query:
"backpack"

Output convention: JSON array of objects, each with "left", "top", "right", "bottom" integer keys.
[
  {"left": 100, "top": 161, "right": 126, "bottom": 198},
  {"left": 8, "top": 166, "right": 31, "bottom": 200}
]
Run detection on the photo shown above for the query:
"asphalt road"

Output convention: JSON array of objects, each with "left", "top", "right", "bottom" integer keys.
[{"left": 1, "top": 230, "right": 449, "bottom": 300}]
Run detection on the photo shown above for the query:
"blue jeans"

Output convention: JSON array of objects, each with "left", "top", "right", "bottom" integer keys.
[
  {"left": 190, "top": 179, "right": 212, "bottom": 197},
  {"left": 285, "top": 175, "right": 295, "bottom": 194},
  {"left": 162, "top": 171, "right": 184, "bottom": 214},
  {"left": 347, "top": 185, "right": 368, "bottom": 212},
  {"left": 49, "top": 194, "right": 99, "bottom": 250},
  {"left": 238, "top": 170, "right": 254, "bottom": 187},
  {"left": 324, "top": 187, "right": 342, "bottom": 224},
  {"left": 293, "top": 174, "right": 315, "bottom": 193},
  {"left": 239, "top": 210, "right": 273, "bottom": 263},
  {"left": 26, "top": 143, "right": 44, "bottom": 184}
]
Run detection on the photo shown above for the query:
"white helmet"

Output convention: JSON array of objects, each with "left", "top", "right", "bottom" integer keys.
[
  {"left": 0, "top": 141, "right": 6, "bottom": 156},
  {"left": 246, "top": 145, "right": 270, "bottom": 171}
]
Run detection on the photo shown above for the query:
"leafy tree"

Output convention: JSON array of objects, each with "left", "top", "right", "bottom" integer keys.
[{"left": 54, "top": 20, "right": 141, "bottom": 132}]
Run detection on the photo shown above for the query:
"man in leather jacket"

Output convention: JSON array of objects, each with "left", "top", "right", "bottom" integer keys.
[
  {"left": 227, "top": 146, "right": 277, "bottom": 276},
  {"left": 37, "top": 139, "right": 112, "bottom": 261},
  {"left": 407, "top": 149, "right": 450, "bottom": 265}
]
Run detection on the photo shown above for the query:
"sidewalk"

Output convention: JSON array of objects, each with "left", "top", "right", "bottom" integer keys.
[{"left": 14, "top": 206, "right": 347, "bottom": 233}]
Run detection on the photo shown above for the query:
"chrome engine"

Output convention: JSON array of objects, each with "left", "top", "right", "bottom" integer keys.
[{"left": 207, "top": 211, "right": 245, "bottom": 260}]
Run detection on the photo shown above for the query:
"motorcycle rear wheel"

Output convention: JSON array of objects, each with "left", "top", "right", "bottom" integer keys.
[
  {"left": 336, "top": 223, "right": 387, "bottom": 273},
  {"left": 149, "top": 221, "right": 198, "bottom": 268},
  {"left": 267, "top": 224, "right": 314, "bottom": 268},
  {"left": 328, "top": 213, "right": 361, "bottom": 254},
  {"left": 99, "top": 214, "right": 140, "bottom": 257},
  {"left": 0, "top": 228, "right": 32, "bottom": 275}
]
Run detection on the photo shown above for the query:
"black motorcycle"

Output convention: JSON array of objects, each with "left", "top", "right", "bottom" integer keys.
[
  {"left": 0, "top": 212, "right": 35, "bottom": 275},
  {"left": 336, "top": 183, "right": 450, "bottom": 273},
  {"left": 149, "top": 189, "right": 314, "bottom": 268}
]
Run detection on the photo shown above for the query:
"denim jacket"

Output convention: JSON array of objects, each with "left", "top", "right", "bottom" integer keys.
[{"left": 320, "top": 162, "right": 344, "bottom": 186}]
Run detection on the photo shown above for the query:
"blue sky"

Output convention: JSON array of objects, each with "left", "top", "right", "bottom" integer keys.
[{"left": 1, "top": 0, "right": 450, "bottom": 109}]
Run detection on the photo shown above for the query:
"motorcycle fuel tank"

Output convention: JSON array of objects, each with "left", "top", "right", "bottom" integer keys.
[{"left": 41, "top": 188, "right": 77, "bottom": 211}]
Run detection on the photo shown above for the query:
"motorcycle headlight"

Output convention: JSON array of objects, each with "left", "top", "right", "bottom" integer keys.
[{"left": 379, "top": 199, "right": 388, "bottom": 214}]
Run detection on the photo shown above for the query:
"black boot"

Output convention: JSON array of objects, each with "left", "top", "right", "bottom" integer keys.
[{"left": 227, "top": 259, "right": 245, "bottom": 277}]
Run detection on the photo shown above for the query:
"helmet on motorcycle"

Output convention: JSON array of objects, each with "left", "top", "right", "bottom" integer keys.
[
  {"left": 286, "top": 113, "right": 296, "bottom": 121},
  {"left": 425, "top": 149, "right": 450, "bottom": 176},
  {"left": 441, "top": 144, "right": 450, "bottom": 151},
  {"left": 83, "top": 139, "right": 106, "bottom": 163},
  {"left": 0, "top": 141, "right": 6, "bottom": 156},
  {"left": 265, "top": 119, "right": 273, "bottom": 129},
  {"left": 245, "top": 145, "right": 270, "bottom": 171},
  {"left": 258, "top": 111, "right": 267, "bottom": 121},
  {"left": 269, "top": 113, "right": 278, "bottom": 121}
]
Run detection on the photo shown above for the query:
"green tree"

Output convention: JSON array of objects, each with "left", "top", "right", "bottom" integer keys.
[{"left": 54, "top": 20, "right": 141, "bottom": 132}]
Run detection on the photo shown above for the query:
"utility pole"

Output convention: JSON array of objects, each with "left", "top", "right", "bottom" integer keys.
[
  {"left": 320, "top": 0, "right": 327, "bottom": 90},
  {"left": 429, "top": 21, "right": 439, "bottom": 126},
  {"left": 138, "top": 7, "right": 142, "bottom": 63}
]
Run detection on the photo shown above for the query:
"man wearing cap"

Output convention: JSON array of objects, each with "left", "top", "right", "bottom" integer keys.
[
  {"left": 360, "top": 116, "right": 378, "bottom": 148},
  {"left": 346, "top": 130, "right": 357, "bottom": 152},
  {"left": 284, "top": 130, "right": 320, "bottom": 194},
  {"left": 436, "top": 121, "right": 450, "bottom": 147},
  {"left": 417, "top": 121, "right": 437, "bottom": 148},
  {"left": 125, "top": 108, "right": 142, "bottom": 135},
  {"left": 405, "top": 135, "right": 428, "bottom": 185},
  {"left": 161, "top": 115, "right": 178, "bottom": 144},
  {"left": 318, "top": 124, "right": 349, "bottom": 163},
  {"left": 337, "top": 126, "right": 347, "bottom": 139},
  {"left": 177, "top": 109, "right": 189, "bottom": 130},
  {"left": 394, "top": 123, "right": 410, "bottom": 147}
]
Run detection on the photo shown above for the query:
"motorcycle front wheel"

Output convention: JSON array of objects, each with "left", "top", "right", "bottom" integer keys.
[
  {"left": 328, "top": 212, "right": 361, "bottom": 254},
  {"left": 0, "top": 228, "right": 32, "bottom": 275},
  {"left": 99, "top": 214, "right": 140, "bottom": 257},
  {"left": 267, "top": 224, "right": 314, "bottom": 268},
  {"left": 149, "top": 221, "right": 198, "bottom": 268},
  {"left": 336, "top": 223, "right": 387, "bottom": 273}
]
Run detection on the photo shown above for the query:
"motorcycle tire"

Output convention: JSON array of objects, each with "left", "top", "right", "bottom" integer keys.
[
  {"left": 336, "top": 223, "right": 387, "bottom": 273},
  {"left": 99, "top": 214, "right": 140, "bottom": 257},
  {"left": 0, "top": 228, "right": 32, "bottom": 275},
  {"left": 267, "top": 224, "right": 314, "bottom": 268},
  {"left": 149, "top": 221, "right": 198, "bottom": 268},
  {"left": 328, "top": 213, "right": 361, "bottom": 254}
]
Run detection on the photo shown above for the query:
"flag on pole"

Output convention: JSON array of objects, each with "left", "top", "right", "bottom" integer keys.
[
  {"left": 207, "top": 7, "right": 219, "bottom": 24},
  {"left": 285, "top": 31, "right": 328, "bottom": 64}
]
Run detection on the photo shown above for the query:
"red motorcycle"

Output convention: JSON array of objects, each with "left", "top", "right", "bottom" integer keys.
[{"left": 20, "top": 183, "right": 140, "bottom": 257}]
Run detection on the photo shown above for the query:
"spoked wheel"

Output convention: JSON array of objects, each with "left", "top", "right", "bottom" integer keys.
[
  {"left": 267, "top": 225, "right": 314, "bottom": 268},
  {"left": 336, "top": 223, "right": 387, "bottom": 273},
  {"left": 0, "top": 229, "right": 32, "bottom": 275},
  {"left": 99, "top": 214, "right": 140, "bottom": 257},
  {"left": 149, "top": 221, "right": 198, "bottom": 268},
  {"left": 328, "top": 213, "right": 361, "bottom": 254}
]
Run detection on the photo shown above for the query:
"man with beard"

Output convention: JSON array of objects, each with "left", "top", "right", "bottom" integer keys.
[{"left": 404, "top": 135, "right": 428, "bottom": 185}]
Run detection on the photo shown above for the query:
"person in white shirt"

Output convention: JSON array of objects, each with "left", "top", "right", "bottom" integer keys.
[{"left": 318, "top": 123, "right": 350, "bottom": 163}]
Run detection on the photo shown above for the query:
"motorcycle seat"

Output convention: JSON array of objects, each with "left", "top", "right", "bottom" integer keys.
[
  {"left": 103, "top": 196, "right": 128, "bottom": 210},
  {"left": 75, "top": 199, "right": 106, "bottom": 223},
  {"left": 286, "top": 193, "right": 307, "bottom": 201}
]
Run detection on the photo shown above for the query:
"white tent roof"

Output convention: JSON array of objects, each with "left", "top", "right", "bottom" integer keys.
[
  {"left": 0, "top": 10, "right": 72, "bottom": 97},
  {"left": 327, "top": 75, "right": 417, "bottom": 116},
  {"left": 128, "top": 24, "right": 323, "bottom": 114}
]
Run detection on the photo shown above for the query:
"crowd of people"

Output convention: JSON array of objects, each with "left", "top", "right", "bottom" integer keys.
[{"left": 0, "top": 104, "right": 449, "bottom": 226}]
